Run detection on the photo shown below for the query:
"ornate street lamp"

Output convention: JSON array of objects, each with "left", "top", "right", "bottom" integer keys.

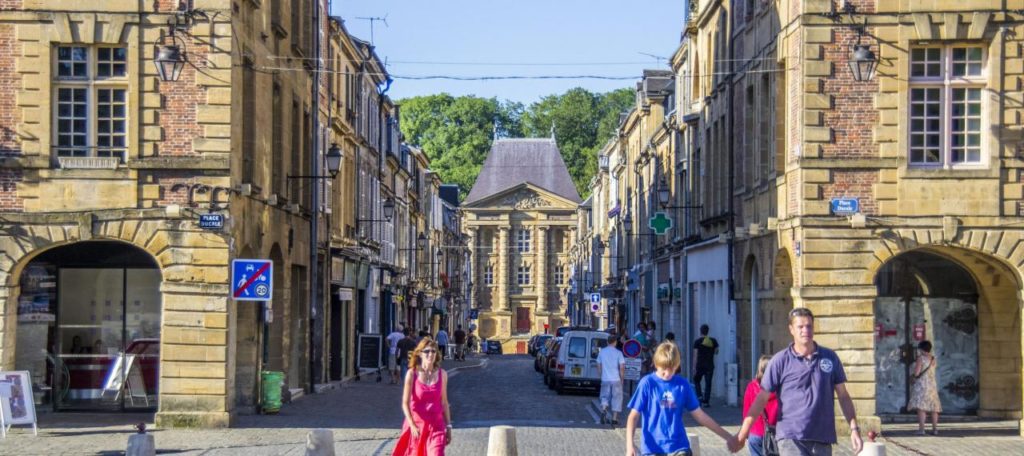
[
  {"left": 325, "top": 144, "right": 343, "bottom": 177},
  {"left": 623, "top": 213, "right": 633, "bottom": 234},
  {"left": 382, "top": 197, "right": 395, "bottom": 222},
  {"left": 849, "top": 44, "right": 877, "bottom": 82},
  {"left": 657, "top": 177, "right": 671, "bottom": 208},
  {"left": 154, "top": 44, "right": 185, "bottom": 82}
]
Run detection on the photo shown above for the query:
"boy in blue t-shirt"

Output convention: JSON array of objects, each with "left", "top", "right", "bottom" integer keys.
[{"left": 626, "top": 342, "right": 739, "bottom": 456}]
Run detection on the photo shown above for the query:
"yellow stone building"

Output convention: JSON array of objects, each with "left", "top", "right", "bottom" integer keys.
[
  {"left": 0, "top": 0, "right": 336, "bottom": 427},
  {"left": 655, "top": 0, "right": 1024, "bottom": 433},
  {"left": 463, "top": 138, "right": 580, "bottom": 353}
]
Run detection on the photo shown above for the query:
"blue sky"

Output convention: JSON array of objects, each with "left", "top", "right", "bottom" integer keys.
[{"left": 330, "top": 0, "right": 687, "bottom": 104}]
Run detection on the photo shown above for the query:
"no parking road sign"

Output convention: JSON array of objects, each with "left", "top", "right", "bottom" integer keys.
[
  {"left": 232, "top": 259, "right": 273, "bottom": 301},
  {"left": 622, "top": 339, "right": 642, "bottom": 358}
]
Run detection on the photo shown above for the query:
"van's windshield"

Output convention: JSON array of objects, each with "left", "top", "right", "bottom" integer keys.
[{"left": 568, "top": 337, "right": 587, "bottom": 358}]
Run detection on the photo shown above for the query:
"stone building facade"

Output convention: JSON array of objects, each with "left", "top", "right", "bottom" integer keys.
[
  {"left": 588, "top": 0, "right": 1024, "bottom": 434},
  {"left": 463, "top": 138, "right": 580, "bottom": 354}
]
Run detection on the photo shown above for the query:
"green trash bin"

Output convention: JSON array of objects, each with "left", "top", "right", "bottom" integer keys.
[{"left": 261, "top": 371, "right": 284, "bottom": 414}]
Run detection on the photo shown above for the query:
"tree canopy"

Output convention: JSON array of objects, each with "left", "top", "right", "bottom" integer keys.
[{"left": 398, "top": 87, "right": 634, "bottom": 200}]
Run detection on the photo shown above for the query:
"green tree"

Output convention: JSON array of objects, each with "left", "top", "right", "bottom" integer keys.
[
  {"left": 522, "top": 87, "right": 634, "bottom": 198},
  {"left": 398, "top": 94, "right": 523, "bottom": 196},
  {"left": 398, "top": 87, "right": 633, "bottom": 201}
]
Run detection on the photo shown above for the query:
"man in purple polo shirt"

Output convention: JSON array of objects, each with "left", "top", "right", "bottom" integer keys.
[{"left": 735, "top": 308, "right": 862, "bottom": 456}]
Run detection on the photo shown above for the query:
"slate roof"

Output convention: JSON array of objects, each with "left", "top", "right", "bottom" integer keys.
[{"left": 464, "top": 138, "right": 582, "bottom": 205}]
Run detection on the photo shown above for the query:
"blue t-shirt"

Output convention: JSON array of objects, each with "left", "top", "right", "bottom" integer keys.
[{"left": 626, "top": 373, "right": 700, "bottom": 454}]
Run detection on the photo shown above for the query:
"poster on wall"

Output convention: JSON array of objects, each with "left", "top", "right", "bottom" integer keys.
[{"left": 0, "top": 370, "right": 38, "bottom": 437}]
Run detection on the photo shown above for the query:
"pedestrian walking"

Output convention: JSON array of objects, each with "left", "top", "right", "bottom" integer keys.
[
  {"left": 633, "top": 322, "right": 652, "bottom": 374},
  {"left": 625, "top": 341, "right": 739, "bottom": 456},
  {"left": 597, "top": 334, "right": 626, "bottom": 425},
  {"left": 908, "top": 340, "right": 941, "bottom": 436},
  {"left": 692, "top": 324, "right": 718, "bottom": 408},
  {"left": 736, "top": 307, "right": 863, "bottom": 456},
  {"left": 386, "top": 327, "right": 406, "bottom": 384},
  {"left": 453, "top": 325, "right": 467, "bottom": 361},
  {"left": 394, "top": 338, "right": 452, "bottom": 456},
  {"left": 397, "top": 328, "right": 417, "bottom": 381},
  {"left": 742, "top": 355, "right": 779, "bottom": 456},
  {"left": 436, "top": 327, "right": 449, "bottom": 360}
]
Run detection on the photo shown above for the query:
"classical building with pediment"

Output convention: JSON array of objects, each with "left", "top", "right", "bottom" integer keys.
[{"left": 463, "top": 138, "right": 581, "bottom": 353}]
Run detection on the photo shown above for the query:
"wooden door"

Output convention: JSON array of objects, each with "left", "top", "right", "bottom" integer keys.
[{"left": 515, "top": 307, "right": 531, "bottom": 334}]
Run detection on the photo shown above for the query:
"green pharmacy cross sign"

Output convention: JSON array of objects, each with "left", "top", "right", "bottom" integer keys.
[{"left": 649, "top": 212, "right": 673, "bottom": 235}]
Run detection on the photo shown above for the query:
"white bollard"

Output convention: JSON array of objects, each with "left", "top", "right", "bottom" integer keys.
[
  {"left": 305, "top": 429, "right": 336, "bottom": 456},
  {"left": 688, "top": 433, "right": 701, "bottom": 456},
  {"left": 486, "top": 425, "right": 518, "bottom": 456},
  {"left": 858, "top": 441, "right": 887, "bottom": 456},
  {"left": 126, "top": 433, "right": 156, "bottom": 456}
]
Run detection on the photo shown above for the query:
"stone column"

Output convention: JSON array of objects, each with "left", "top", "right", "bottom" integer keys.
[
  {"left": 467, "top": 227, "right": 478, "bottom": 305},
  {"left": 537, "top": 226, "right": 548, "bottom": 315},
  {"left": 0, "top": 284, "right": 19, "bottom": 370},
  {"left": 497, "top": 226, "right": 510, "bottom": 311}
]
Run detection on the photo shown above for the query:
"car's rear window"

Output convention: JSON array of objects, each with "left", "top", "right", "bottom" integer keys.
[{"left": 568, "top": 337, "right": 587, "bottom": 358}]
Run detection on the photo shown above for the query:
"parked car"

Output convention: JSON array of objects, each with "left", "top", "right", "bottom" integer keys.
[
  {"left": 541, "top": 339, "right": 562, "bottom": 386},
  {"left": 483, "top": 339, "right": 503, "bottom": 355},
  {"left": 548, "top": 330, "right": 609, "bottom": 395},
  {"left": 528, "top": 334, "right": 553, "bottom": 357},
  {"left": 534, "top": 337, "right": 560, "bottom": 372}
]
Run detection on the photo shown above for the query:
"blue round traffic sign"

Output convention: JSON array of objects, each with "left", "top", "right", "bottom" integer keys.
[{"left": 622, "top": 339, "right": 642, "bottom": 358}]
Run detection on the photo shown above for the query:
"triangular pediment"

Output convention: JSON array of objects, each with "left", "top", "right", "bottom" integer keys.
[{"left": 462, "top": 183, "right": 579, "bottom": 211}]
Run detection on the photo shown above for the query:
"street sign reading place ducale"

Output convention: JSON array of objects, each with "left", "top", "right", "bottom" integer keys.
[
  {"left": 830, "top": 198, "right": 859, "bottom": 215},
  {"left": 199, "top": 213, "right": 224, "bottom": 229},
  {"left": 231, "top": 259, "right": 273, "bottom": 301}
]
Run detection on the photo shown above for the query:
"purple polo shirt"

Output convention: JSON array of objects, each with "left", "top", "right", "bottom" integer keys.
[{"left": 760, "top": 343, "right": 847, "bottom": 444}]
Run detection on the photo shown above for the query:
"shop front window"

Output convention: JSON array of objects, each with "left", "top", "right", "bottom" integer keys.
[{"left": 14, "top": 241, "right": 161, "bottom": 412}]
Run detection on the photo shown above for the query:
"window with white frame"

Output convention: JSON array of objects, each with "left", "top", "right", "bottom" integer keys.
[
  {"left": 554, "top": 264, "right": 564, "bottom": 285},
  {"left": 516, "top": 228, "right": 531, "bottom": 252},
  {"left": 483, "top": 265, "right": 494, "bottom": 285},
  {"left": 517, "top": 265, "right": 531, "bottom": 285},
  {"left": 909, "top": 45, "right": 985, "bottom": 167},
  {"left": 53, "top": 46, "right": 129, "bottom": 162}
]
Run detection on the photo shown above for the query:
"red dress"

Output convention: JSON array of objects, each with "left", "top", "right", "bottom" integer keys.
[
  {"left": 393, "top": 369, "right": 447, "bottom": 456},
  {"left": 743, "top": 379, "right": 779, "bottom": 437}
]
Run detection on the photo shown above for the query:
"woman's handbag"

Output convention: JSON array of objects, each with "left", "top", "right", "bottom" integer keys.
[{"left": 762, "top": 410, "right": 779, "bottom": 456}]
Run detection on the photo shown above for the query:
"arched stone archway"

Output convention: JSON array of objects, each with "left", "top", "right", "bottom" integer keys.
[
  {"left": 872, "top": 247, "right": 1021, "bottom": 418},
  {"left": 11, "top": 240, "right": 162, "bottom": 411}
]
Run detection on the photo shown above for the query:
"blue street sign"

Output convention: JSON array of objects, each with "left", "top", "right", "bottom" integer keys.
[
  {"left": 231, "top": 259, "right": 273, "bottom": 301},
  {"left": 469, "top": 309, "right": 479, "bottom": 320},
  {"left": 590, "top": 293, "right": 601, "bottom": 304},
  {"left": 830, "top": 198, "right": 859, "bottom": 215},
  {"left": 199, "top": 214, "right": 224, "bottom": 229}
]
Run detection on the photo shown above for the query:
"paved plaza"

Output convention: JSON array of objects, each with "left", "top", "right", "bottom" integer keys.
[{"left": 0, "top": 355, "right": 1020, "bottom": 455}]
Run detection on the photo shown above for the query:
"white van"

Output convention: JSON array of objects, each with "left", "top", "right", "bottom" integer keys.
[{"left": 550, "top": 330, "right": 611, "bottom": 394}]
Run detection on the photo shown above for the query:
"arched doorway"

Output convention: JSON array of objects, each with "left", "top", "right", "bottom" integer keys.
[
  {"left": 873, "top": 249, "right": 1021, "bottom": 416},
  {"left": 13, "top": 241, "right": 161, "bottom": 411}
]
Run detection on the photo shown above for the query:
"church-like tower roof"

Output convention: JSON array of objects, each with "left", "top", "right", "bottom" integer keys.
[{"left": 464, "top": 138, "right": 582, "bottom": 205}]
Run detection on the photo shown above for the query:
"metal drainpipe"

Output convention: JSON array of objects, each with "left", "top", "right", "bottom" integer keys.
[
  {"left": 308, "top": 0, "right": 324, "bottom": 394},
  {"left": 726, "top": 13, "right": 738, "bottom": 400}
]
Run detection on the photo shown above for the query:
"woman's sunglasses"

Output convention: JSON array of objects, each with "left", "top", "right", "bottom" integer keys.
[{"left": 420, "top": 349, "right": 437, "bottom": 354}]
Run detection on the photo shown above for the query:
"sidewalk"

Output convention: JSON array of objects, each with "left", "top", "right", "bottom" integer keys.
[{"left": 0, "top": 357, "right": 488, "bottom": 455}]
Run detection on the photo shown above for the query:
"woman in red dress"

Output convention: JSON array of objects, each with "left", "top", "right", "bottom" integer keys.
[{"left": 394, "top": 338, "right": 451, "bottom": 456}]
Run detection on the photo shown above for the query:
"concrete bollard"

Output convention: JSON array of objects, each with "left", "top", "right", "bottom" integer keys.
[
  {"left": 126, "top": 433, "right": 156, "bottom": 456},
  {"left": 486, "top": 425, "right": 518, "bottom": 456},
  {"left": 305, "top": 429, "right": 336, "bottom": 456},
  {"left": 687, "top": 433, "right": 700, "bottom": 456},
  {"left": 858, "top": 442, "right": 887, "bottom": 456}
]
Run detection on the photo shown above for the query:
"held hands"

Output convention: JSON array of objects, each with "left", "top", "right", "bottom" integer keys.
[{"left": 725, "top": 435, "right": 742, "bottom": 453}]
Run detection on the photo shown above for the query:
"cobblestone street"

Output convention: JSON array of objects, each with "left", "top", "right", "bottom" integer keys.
[{"left": 0, "top": 355, "right": 1021, "bottom": 455}]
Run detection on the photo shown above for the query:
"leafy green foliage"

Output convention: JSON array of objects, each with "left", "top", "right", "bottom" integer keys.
[{"left": 398, "top": 87, "right": 634, "bottom": 200}]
